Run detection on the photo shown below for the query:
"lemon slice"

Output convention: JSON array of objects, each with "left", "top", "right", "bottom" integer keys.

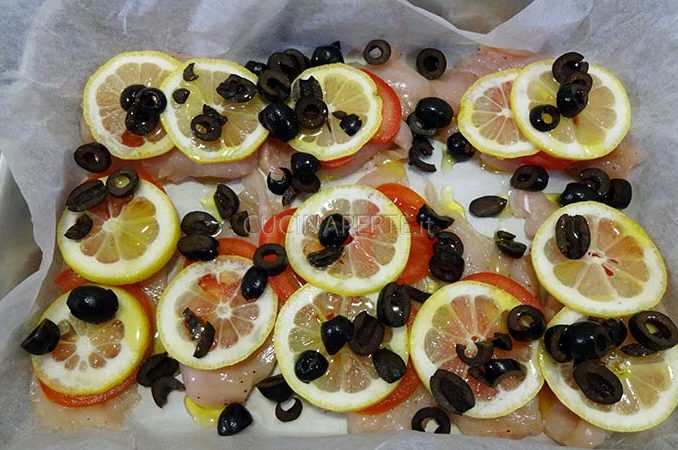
[
  {"left": 540, "top": 307, "right": 678, "bottom": 432},
  {"left": 274, "top": 284, "right": 408, "bottom": 412},
  {"left": 410, "top": 281, "right": 543, "bottom": 419},
  {"left": 531, "top": 202, "right": 667, "bottom": 317},
  {"left": 82, "top": 51, "right": 179, "bottom": 160},
  {"left": 510, "top": 60, "right": 631, "bottom": 160},
  {"left": 288, "top": 64, "right": 382, "bottom": 161},
  {"left": 160, "top": 59, "right": 268, "bottom": 163},
  {"left": 285, "top": 185, "right": 409, "bottom": 296},
  {"left": 57, "top": 178, "right": 180, "bottom": 285},
  {"left": 32, "top": 286, "right": 151, "bottom": 396},
  {"left": 157, "top": 255, "right": 277, "bottom": 370},
  {"left": 457, "top": 69, "right": 538, "bottom": 158}
]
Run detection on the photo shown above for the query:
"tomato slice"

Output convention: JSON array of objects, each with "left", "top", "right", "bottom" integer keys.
[
  {"left": 463, "top": 272, "right": 543, "bottom": 311},
  {"left": 518, "top": 152, "right": 580, "bottom": 171},
  {"left": 358, "top": 359, "right": 420, "bottom": 415},
  {"left": 217, "top": 238, "right": 257, "bottom": 260},
  {"left": 362, "top": 70, "right": 402, "bottom": 145},
  {"left": 320, "top": 154, "right": 354, "bottom": 169},
  {"left": 376, "top": 183, "right": 426, "bottom": 225},
  {"left": 259, "top": 208, "right": 305, "bottom": 302},
  {"left": 397, "top": 226, "right": 432, "bottom": 285},
  {"left": 121, "top": 130, "right": 145, "bottom": 148},
  {"left": 54, "top": 268, "right": 87, "bottom": 294},
  {"left": 40, "top": 369, "right": 139, "bottom": 408}
]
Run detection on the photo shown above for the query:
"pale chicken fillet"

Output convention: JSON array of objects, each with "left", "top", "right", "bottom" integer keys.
[
  {"left": 453, "top": 396, "right": 543, "bottom": 440},
  {"left": 509, "top": 189, "right": 558, "bottom": 239},
  {"left": 540, "top": 387, "right": 608, "bottom": 448}
]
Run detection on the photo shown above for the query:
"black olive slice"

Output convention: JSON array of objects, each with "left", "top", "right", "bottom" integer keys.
[
  {"left": 218, "top": 403, "right": 253, "bottom": 436},
  {"left": 349, "top": 311, "right": 384, "bottom": 356},
  {"left": 339, "top": 114, "right": 362, "bottom": 136},
  {"left": 416, "top": 48, "right": 447, "bottom": 80},
  {"left": 406, "top": 112, "right": 436, "bottom": 137},
  {"left": 190, "top": 113, "right": 222, "bottom": 141},
  {"left": 267, "top": 168, "right": 293, "bottom": 195},
  {"left": 318, "top": 213, "right": 351, "bottom": 248},
  {"left": 293, "top": 76, "right": 323, "bottom": 102},
  {"left": 134, "top": 87, "right": 167, "bottom": 114},
  {"left": 555, "top": 214, "right": 591, "bottom": 259},
  {"left": 151, "top": 376, "right": 185, "bottom": 408},
  {"left": 240, "top": 266, "right": 268, "bottom": 300},
  {"left": 217, "top": 74, "right": 257, "bottom": 103},
  {"left": 469, "top": 195, "right": 507, "bottom": 218},
  {"left": 137, "top": 352, "right": 179, "bottom": 387},
  {"left": 64, "top": 214, "right": 93, "bottom": 240},
  {"left": 258, "top": 102, "right": 299, "bottom": 141},
  {"left": 283, "top": 48, "right": 310, "bottom": 75},
  {"left": 257, "top": 374, "right": 293, "bottom": 403},
  {"left": 416, "top": 204, "right": 453, "bottom": 235},
  {"left": 573, "top": 360, "right": 622, "bottom": 405},
  {"left": 491, "top": 332, "right": 513, "bottom": 351},
  {"left": 275, "top": 397, "right": 303, "bottom": 422},
  {"left": 295, "top": 96, "right": 328, "bottom": 130},
  {"left": 214, "top": 184, "right": 240, "bottom": 220},
  {"left": 307, "top": 246, "right": 343, "bottom": 269},
  {"left": 230, "top": 210, "right": 251, "bottom": 237},
  {"left": 291, "top": 152, "right": 320, "bottom": 178},
  {"left": 258, "top": 69, "right": 292, "bottom": 102},
  {"left": 253, "top": 243, "right": 288, "bottom": 276},
  {"left": 66, "top": 180, "right": 108, "bottom": 212},
  {"left": 557, "top": 82, "right": 588, "bottom": 118},
  {"left": 628, "top": 311, "right": 678, "bottom": 351},
  {"left": 408, "top": 138, "right": 437, "bottom": 173},
  {"left": 181, "top": 211, "right": 220, "bottom": 236},
  {"left": 177, "top": 235, "right": 219, "bottom": 261},
  {"left": 311, "top": 43, "right": 344, "bottom": 66},
  {"left": 429, "top": 251, "right": 464, "bottom": 283},
  {"left": 295, "top": 350, "right": 329, "bottom": 383},
  {"left": 562, "top": 320, "right": 612, "bottom": 362},
  {"left": 172, "top": 88, "right": 190, "bottom": 104},
  {"left": 544, "top": 325, "right": 572, "bottom": 363},
  {"left": 281, "top": 185, "right": 297, "bottom": 206},
  {"left": 411, "top": 406, "right": 451, "bottom": 433},
  {"left": 447, "top": 132, "right": 475, "bottom": 161},
  {"left": 183, "top": 62, "right": 198, "bottom": 81},
  {"left": 579, "top": 168, "right": 611, "bottom": 201},
  {"left": 620, "top": 343, "right": 657, "bottom": 357},
  {"left": 455, "top": 341, "right": 494, "bottom": 367},
  {"left": 510, "top": 165, "right": 549, "bottom": 192},
  {"left": 429, "top": 368, "right": 475, "bottom": 414},
  {"left": 106, "top": 167, "right": 140, "bottom": 198},
  {"left": 363, "top": 39, "right": 392, "bottom": 65},
  {"left": 202, "top": 104, "right": 228, "bottom": 126},
  {"left": 494, "top": 231, "right": 527, "bottom": 259},
  {"left": 245, "top": 60, "right": 267, "bottom": 76},
  {"left": 565, "top": 70, "right": 593, "bottom": 93},
  {"left": 67, "top": 285, "right": 118, "bottom": 324},
  {"left": 125, "top": 104, "right": 159, "bottom": 136},
  {"left": 321, "top": 315, "right": 353, "bottom": 355},
  {"left": 434, "top": 231, "right": 464, "bottom": 256},
  {"left": 21, "top": 319, "right": 60, "bottom": 355},
  {"left": 373, "top": 348, "right": 406, "bottom": 383},
  {"left": 507, "top": 305, "right": 546, "bottom": 341},
  {"left": 120, "top": 84, "right": 145, "bottom": 111},
  {"left": 182, "top": 307, "right": 216, "bottom": 358},
  {"left": 402, "top": 284, "right": 431, "bottom": 303},
  {"left": 414, "top": 97, "right": 453, "bottom": 129},
  {"left": 552, "top": 52, "right": 588, "bottom": 84},
  {"left": 74, "top": 143, "right": 112, "bottom": 173},
  {"left": 602, "top": 318, "right": 628, "bottom": 348},
  {"left": 606, "top": 179, "right": 632, "bottom": 209},
  {"left": 559, "top": 182, "right": 597, "bottom": 206},
  {"left": 377, "top": 282, "right": 411, "bottom": 328},
  {"left": 529, "top": 104, "right": 560, "bottom": 132},
  {"left": 469, "top": 359, "right": 526, "bottom": 387}
]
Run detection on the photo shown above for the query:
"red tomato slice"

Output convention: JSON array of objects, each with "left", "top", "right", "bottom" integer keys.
[
  {"left": 54, "top": 268, "right": 86, "bottom": 294},
  {"left": 518, "top": 152, "right": 580, "bottom": 171},
  {"left": 320, "top": 155, "right": 354, "bottom": 169},
  {"left": 463, "top": 272, "right": 543, "bottom": 311},
  {"left": 121, "top": 130, "right": 145, "bottom": 148},
  {"left": 397, "top": 226, "right": 432, "bottom": 285},
  {"left": 40, "top": 370, "right": 139, "bottom": 408},
  {"left": 259, "top": 209, "right": 305, "bottom": 302},
  {"left": 217, "top": 238, "right": 257, "bottom": 260},
  {"left": 376, "top": 183, "right": 426, "bottom": 225},
  {"left": 362, "top": 69, "right": 402, "bottom": 145},
  {"left": 358, "top": 360, "right": 420, "bottom": 415}
]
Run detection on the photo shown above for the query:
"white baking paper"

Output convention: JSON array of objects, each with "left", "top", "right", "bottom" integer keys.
[{"left": 1, "top": 0, "right": 677, "bottom": 449}]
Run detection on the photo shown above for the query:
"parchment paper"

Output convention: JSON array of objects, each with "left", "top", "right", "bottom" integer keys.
[{"left": 1, "top": 0, "right": 678, "bottom": 449}]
